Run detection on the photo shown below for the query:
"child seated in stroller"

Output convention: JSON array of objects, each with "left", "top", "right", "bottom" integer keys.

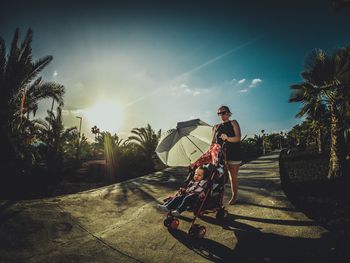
[
  {"left": 159, "top": 143, "right": 229, "bottom": 237},
  {"left": 157, "top": 165, "right": 210, "bottom": 217}
]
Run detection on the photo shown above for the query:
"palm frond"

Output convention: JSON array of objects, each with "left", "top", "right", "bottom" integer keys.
[
  {"left": 29, "top": 81, "right": 65, "bottom": 105},
  {"left": 6, "top": 28, "right": 20, "bottom": 70},
  {"left": 127, "top": 135, "right": 145, "bottom": 146},
  {"left": 19, "top": 28, "right": 33, "bottom": 65},
  {"left": 20, "top": 55, "right": 53, "bottom": 88}
]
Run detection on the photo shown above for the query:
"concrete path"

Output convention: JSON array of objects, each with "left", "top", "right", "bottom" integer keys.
[{"left": 0, "top": 151, "right": 339, "bottom": 263}]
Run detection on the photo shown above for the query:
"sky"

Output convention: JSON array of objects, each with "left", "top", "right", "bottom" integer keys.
[{"left": 1, "top": 0, "right": 350, "bottom": 140}]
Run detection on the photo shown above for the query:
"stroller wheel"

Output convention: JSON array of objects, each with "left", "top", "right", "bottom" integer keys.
[
  {"left": 222, "top": 209, "right": 228, "bottom": 219},
  {"left": 169, "top": 218, "right": 179, "bottom": 229},
  {"left": 198, "top": 226, "right": 206, "bottom": 239},
  {"left": 188, "top": 224, "right": 206, "bottom": 239},
  {"left": 188, "top": 224, "right": 199, "bottom": 238},
  {"left": 216, "top": 209, "right": 228, "bottom": 223},
  {"left": 163, "top": 217, "right": 172, "bottom": 227}
]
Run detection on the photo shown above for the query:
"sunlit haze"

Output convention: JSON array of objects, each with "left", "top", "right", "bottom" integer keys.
[{"left": 84, "top": 100, "right": 124, "bottom": 133}]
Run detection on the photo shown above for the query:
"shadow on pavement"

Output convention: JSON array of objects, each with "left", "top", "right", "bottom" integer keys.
[
  {"left": 236, "top": 200, "right": 297, "bottom": 212},
  {"left": 168, "top": 228, "right": 233, "bottom": 262},
  {"left": 168, "top": 213, "right": 340, "bottom": 263}
]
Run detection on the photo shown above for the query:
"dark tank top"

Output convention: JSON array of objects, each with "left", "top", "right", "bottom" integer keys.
[{"left": 214, "top": 121, "right": 242, "bottom": 161}]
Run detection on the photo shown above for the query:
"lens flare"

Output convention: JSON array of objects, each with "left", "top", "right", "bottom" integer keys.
[{"left": 104, "top": 133, "right": 118, "bottom": 182}]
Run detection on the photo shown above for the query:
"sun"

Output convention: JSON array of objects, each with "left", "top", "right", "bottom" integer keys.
[{"left": 85, "top": 100, "right": 123, "bottom": 133}]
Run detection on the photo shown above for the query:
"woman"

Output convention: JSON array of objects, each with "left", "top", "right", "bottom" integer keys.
[{"left": 212, "top": 105, "right": 242, "bottom": 205}]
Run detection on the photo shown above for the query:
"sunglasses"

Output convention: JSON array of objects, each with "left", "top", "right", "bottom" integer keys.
[{"left": 217, "top": 111, "right": 227, "bottom": 115}]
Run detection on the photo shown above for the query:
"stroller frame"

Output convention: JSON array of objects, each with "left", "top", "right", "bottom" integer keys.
[{"left": 163, "top": 143, "right": 229, "bottom": 239}]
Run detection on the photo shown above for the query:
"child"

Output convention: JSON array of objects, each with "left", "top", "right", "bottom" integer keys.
[{"left": 157, "top": 165, "right": 210, "bottom": 216}]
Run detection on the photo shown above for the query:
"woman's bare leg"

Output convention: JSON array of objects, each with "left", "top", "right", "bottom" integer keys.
[{"left": 228, "top": 164, "right": 240, "bottom": 205}]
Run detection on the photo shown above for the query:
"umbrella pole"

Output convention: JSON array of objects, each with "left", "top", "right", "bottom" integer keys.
[{"left": 184, "top": 135, "right": 205, "bottom": 154}]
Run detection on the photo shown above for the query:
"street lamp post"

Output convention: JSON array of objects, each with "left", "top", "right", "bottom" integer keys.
[
  {"left": 280, "top": 131, "right": 284, "bottom": 150},
  {"left": 76, "top": 116, "right": 82, "bottom": 138},
  {"left": 261, "top": 130, "right": 266, "bottom": 155}
]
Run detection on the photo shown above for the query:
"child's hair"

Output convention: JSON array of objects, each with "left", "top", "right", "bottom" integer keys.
[{"left": 197, "top": 165, "right": 210, "bottom": 180}]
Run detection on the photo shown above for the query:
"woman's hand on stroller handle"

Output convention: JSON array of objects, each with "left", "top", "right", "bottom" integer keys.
[
  {"left": 220, "top": 133, "right": 228, "bottom": 141},
  {"left": 178, "top": 187, "right": 186, "bottom": 194}
]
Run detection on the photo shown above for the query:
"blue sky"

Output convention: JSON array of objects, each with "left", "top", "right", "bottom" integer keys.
[{"left": 1, "top": 0, "right": 350, "bottom": 140}]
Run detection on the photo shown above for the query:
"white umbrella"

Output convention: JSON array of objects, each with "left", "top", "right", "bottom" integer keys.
[{"left": 155, "top": 119, "right": 213, "bottom": 167}]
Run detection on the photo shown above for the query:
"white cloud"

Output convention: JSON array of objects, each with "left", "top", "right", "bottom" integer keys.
[
  {"left": 249, "top": 78, "right": 262, "bottom": 88},
  {"left": 238, "top": 78, "right": 246, "bottom": 84},
  {"left": 172, "top": 84, "right": 209, "bottom": 97},
  {"left": 184, "top": 88, "right": 201, "bottom": 96},
  {"left": 227, "top": 77, "right": 262, "bottom": 93},
  {"left": 239, "top": 89, "right": 248, "bottom": 93}
]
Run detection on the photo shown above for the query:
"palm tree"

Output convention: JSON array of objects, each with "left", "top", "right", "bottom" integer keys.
[
  {"left": 127, "top": 124, "right": 161, "bottom": 158},
  {"left": 64, "top": 131, "right": 92, "bottom": 161},
  {"left": 92, "top": 131, "right": 126, "bottom": 182},
  {"left": 34, "top": 106, "right": 76, "bottom": 175},
  {"left": 64, "top": 129, "right": 80, "bottom": 159},
  {"left": 19, "top": 77, "right": 64, "bottom": 120},
  {"left": 290, "top": 48, "right": 350, "bottom": 178},
  {"left": 289, "top": 82, "right": 330, "bottom": 153},
  {"left": 91, "top": 125, "right": 100, "bottom": 140},
  {"left": 94, "top": 132, "right": 126, "bottom": 152},
  {"left": 0, "top": 28, "right": 65, "bottom": 173},
  {"left": 287, "top": 124, "right": 305, "bottom": 149},
  {"left": 264, "top": 132, "right": 284, "bottom": 151}
]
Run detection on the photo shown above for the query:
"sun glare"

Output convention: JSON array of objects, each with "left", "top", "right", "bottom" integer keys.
[{"left": 85, "top": 100, "right": 123, "bottom": 133}]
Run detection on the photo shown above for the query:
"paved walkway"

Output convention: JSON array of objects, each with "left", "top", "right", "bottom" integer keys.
[{"left": 0, "top": 151, "right": 339, "bottom": 262}]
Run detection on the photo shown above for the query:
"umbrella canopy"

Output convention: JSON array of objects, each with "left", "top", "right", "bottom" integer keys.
[{"left": 155, "top": 119, "right": 213, "bottom": 167}]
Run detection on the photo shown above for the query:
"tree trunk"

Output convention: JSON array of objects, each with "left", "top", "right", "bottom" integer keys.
[
  {"left": 328, "top": 104, "right": 345, "bottom": 179},
  {"left": 318, "top": 128, "right": 324, "bottom": 153},
  {"left": 345, "top": 129, "right": 350, "bottom": 146},
  {"left": 262, "top": 139, "right": 266, "bottom": 155}
]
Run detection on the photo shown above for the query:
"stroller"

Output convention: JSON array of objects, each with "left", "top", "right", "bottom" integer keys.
[{"left": 162, "top": 143, "right": 229, "bottom": 239}]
